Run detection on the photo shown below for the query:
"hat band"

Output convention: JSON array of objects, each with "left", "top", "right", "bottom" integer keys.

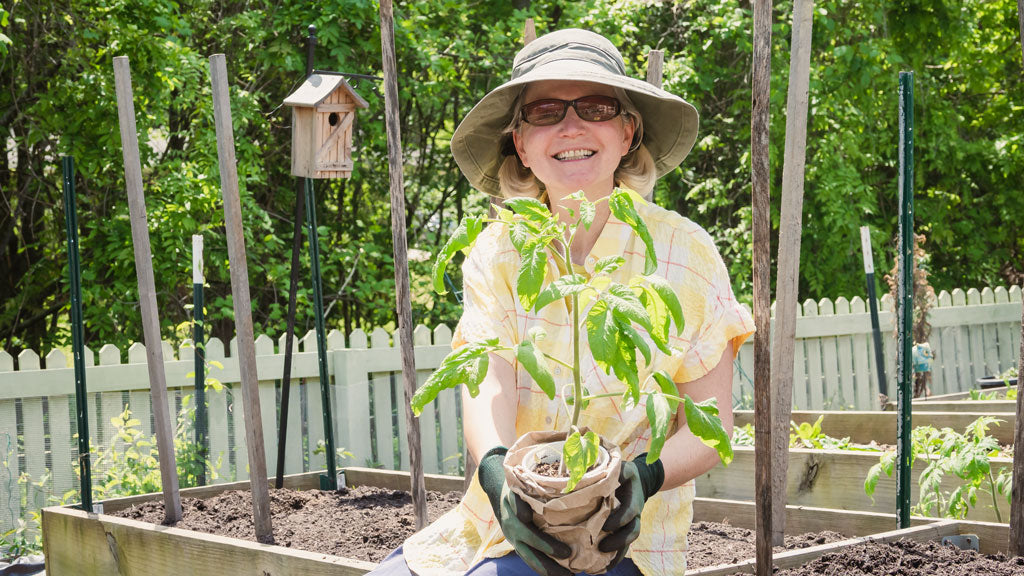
[{"left": 511, "top": 42, "right": 626, "bottom": 81}]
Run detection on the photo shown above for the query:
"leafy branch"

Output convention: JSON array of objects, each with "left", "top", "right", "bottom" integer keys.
[{"left": 415, "top": 188, "right": 732, "bottom": 492}]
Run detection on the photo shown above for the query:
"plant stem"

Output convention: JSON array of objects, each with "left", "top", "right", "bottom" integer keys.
[
  {"left": 543, "top": 353, "right": 574, "bottom": 370},
  {"left": 566, "top": 232, "right": 582, "bottom": 428},
  {"left": 987, "top": 471, "right": 1003, "bottom": 523}
]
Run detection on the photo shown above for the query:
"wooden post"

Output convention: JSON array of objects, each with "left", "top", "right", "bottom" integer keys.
[
  {"left": 1012, "top": 294, "right": 1024, "bottom": 556},
  {"left": 1013, "top": 2, "right": 1024, "bottom": 555},
  {"left": 645, "top": 49, "right": 664, "bottom": 89},
  {"left": 379, "top": 0, "right": 427, "bottom": 531},
  {"left": 751, "top": 0, "right": 773, "bottom": 574},
  {"left": 208, "top": 54, "right": 274, "bottom": 543},
  {"left": 770, "top": 0, "right": 814, "bottom": 547},
  {"left": 1018, "top": 0, "right": 1024, "bottom": 71},
  {"left": 524, "top": 17, "right": 536, "bottom": 45},
  {"left": 112, "top": 56, "right": 182, "bottom": 524}
]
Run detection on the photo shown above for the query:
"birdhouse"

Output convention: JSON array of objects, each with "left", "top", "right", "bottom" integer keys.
[{"left": 284, "top": 73, "right": 369, "bottom": 179}]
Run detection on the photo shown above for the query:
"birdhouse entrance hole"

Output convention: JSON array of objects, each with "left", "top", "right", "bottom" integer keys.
[{"left": 329, "top": 112, "right": 339, "bottom": 126}]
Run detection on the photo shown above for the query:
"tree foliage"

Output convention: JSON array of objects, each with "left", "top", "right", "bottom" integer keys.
[{"left": 1, "top": 0, "right": 1021, "bottom": 355}]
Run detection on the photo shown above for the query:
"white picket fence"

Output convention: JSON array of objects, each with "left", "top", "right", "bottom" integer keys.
[
  {"left": 0, "top": 285, "right": 1021, "bottom": 537},
  {"left": 731, "top": 286, "right": 1022, "bottom": 410}
]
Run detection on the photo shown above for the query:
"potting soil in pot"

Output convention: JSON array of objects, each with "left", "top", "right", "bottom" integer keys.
[
  {"left": 753, "top": 538, "right": 1024, "bottom": 576},
  {"left": 111, "top": 486, "right": 461, "bottom": 563}
]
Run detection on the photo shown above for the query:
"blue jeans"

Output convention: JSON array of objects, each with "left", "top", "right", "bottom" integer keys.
[{"left": 369, "top": 546, "right": 642, "bottom": 576}]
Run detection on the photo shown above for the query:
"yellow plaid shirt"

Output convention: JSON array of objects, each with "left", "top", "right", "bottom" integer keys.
[{"left": 404, "top": 197, "right": 754, "bottom": 576}]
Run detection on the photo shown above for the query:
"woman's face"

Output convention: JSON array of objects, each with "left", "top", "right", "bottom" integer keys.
[{"left": 513, "top": 80, "right": 634, "bottom": 203}]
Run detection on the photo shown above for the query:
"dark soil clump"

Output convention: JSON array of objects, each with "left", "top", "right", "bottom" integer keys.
[
  {"left": 687, "top": 521, "right": 847, "bottom": 569},
  {"left": 111, "top": 486, "right": 461, "bottom": 563},
  {"left": 765, "top": 538, "right": 1024, "bottom": 576}
]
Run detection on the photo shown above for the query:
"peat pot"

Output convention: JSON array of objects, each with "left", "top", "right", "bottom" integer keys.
[{"left": 504, "top": 430, "right": 622, "bottom": 574}]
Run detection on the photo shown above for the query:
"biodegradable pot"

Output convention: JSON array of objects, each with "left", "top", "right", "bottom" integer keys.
[{"left": 504, "top": 430, "right": 623, "bottom": 574}]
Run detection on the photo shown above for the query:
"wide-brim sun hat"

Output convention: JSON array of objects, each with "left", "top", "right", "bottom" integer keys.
[{"left": 451, "top": 28, "right": 699, "bottom": 197}]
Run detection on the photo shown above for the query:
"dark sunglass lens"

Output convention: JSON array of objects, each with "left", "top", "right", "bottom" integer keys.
[
  {"left": 523, "top": 100, "right": 567, "bottom": 125},
  {"left": 575, "top": 96, "right": 620, "bottom": 122}
]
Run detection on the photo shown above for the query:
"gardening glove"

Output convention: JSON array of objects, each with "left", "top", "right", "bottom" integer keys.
[
  {"left": 598, "top": 453, "right": 665, "bottom": 569},
  {"left": 478, "top": 446, "right": 572, "bottom": 576}
]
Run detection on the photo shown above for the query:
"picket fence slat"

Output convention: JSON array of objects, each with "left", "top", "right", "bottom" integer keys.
[
  {"left": 849, "top": 297, "right": 871, "bottom": 410},
  {"left": 206, "top": 339, "right": 230, "bottom": 481},
  {"left": 231, "top": 382, "right": 249, "bottom": 482},
  {"left": 0, "top": 347, "right": 19, "bottom": 529},
  {"left": 801, "top": 300, "right": 824, "bottom": 409},
  {"left": 981, "top": 288, "right": 1000, "bottom": 376}
]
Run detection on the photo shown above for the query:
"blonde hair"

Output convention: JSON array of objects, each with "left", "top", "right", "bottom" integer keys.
[{"left": 498, "top": 87, "right": 656, "bottom": 200}]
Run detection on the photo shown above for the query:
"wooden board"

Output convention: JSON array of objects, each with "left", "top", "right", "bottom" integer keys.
[
  {"left": 42, "top": 506, "right": 376, "bottom": 576},
  {"left": 734, "top": 410, "right": 1017, "bottom": 445},
  {"left": 905, "top": 400, "right": 1015, "bottom": 413}
]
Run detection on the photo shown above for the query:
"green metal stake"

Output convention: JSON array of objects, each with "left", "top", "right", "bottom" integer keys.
[
  {"left": 305, "top": 177, "right": 337, "bottom": 490},
  {"left": 62, "top": 156, "right": 92, "bottom": 512},
  {"left": 193, "top": 234, "right": 207, "bottom": 486},
  {"left": 896, "top": 70, "right": 915, "bottom": 528}
]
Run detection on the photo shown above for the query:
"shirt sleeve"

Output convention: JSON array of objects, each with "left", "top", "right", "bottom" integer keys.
[
  {"left": 451, "top": 224, "right": 520, "bottom": 361},
  {"left": 671, "top": 225, "right": 755, "bottom": 384}
]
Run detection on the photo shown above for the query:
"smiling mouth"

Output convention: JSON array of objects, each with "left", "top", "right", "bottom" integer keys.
[{"left": 553, "top": 149, "right": 596, "bottom": 161}]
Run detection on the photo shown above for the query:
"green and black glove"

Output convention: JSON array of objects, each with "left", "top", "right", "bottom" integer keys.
[
  {"left": 478, "top": 446, "right": 572, "bottom": 576},
  {"left": 598, "top": 453, "right": 665, "bottom": 569}
]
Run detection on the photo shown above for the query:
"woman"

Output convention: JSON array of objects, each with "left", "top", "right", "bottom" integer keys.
[{"left": 371, "top": 28, "right": 753, "bottom": 576}]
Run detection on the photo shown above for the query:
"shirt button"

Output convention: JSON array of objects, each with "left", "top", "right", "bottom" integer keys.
[{"left": 554, "top": 367, "right": 561, "bottom": 376}]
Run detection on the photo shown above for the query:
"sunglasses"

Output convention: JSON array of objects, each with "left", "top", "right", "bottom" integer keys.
[{"left": 520, "top": 95, "right": 622, "bottom": 126}]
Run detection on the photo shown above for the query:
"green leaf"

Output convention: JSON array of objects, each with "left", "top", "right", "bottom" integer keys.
[
  {"left": 509, "top": 219, "right": 534, "bottom": 252},
  {"left": 515, "top": 339, "right": 556, "bottom": 400},
  {"left": 594, "top": 255, "right": 625, "bottom": 275},
  {"left": 411, "top": 338, "right": 497, "bottom": 415},
  {"left": 651, "top": 370, "right": 680, "bottom": 411},
  {"left": 683, "top": 395, "right": 733, "bottom": 466},
  {"left": 605, "top": 283, "right": 652, "bottom": 332},
  {"left": 517, "top": 240, "right": 548, "bottom": 311},
  {"left": 609, "top": 189, "right": 657, "bottom": 275},
  {"left": 635, "top": 284, "right": 672, "bottom": 354},
  {"left": 504, "top": 197, "right": 552, "bottom": 227},
  {"left": 617, "top": 318, "right": 652, "bottom": 366},
  {"left": 864, "top": 462, "right": 883, "bottom": 501},
  {"left": 643, "top": 274, "right": 684, "bottom": 335},
  {"left": 563, "top": 429, "right": 600, "bottom": 493},
  {"left": 580, "top": 200, "right": 596, "bottom": 230},
  {"left": 586, "top": 300, "right": 617, "bottom": 371},
  {"left": 646, "top": 393, "right": 672, "bottom": 462},
  {"left": 534, "top": 274, "right": 588, "bottom": 312},
  {"left": 432, "top": 215, "right": 483, "bottom": 294}
]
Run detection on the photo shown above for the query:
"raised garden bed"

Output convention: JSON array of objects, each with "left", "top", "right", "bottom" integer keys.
[
  {"left": 44, "top": 468, "right": 1011, "bottom": 575},
  {"left": 697, "top": 447, "right": 1011, "bottom": 523}
]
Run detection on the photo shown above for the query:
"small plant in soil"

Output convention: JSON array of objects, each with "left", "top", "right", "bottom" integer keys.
[
  {"left": 412, "top": 189, "right": 732, "bottom": 492},
  {"left": 732, "top": 416, "right": 880, "bottom": 452},
  {"left": 864, "top": 416, "right": 1012, "bottom": 521}
]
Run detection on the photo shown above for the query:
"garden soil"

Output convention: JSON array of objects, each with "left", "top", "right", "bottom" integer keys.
[
  {"left": 112, "top": 487, "right": 848, "bottom": 567},
  {"left": 757, "top": 538, "right": 1024, "bottom": 576}
]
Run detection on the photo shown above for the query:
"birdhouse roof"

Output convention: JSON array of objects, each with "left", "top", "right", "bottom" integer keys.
[{"left": 283, "top": 74, "right": 369, "bottom": 109}]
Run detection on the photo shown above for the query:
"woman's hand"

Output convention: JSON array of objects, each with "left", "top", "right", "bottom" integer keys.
[
  {"left": 478, "top": 447, "right": 572, "bottom": 576},
  {"left": 598, "top": 454, "right": 664, "bottom": 569}
]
